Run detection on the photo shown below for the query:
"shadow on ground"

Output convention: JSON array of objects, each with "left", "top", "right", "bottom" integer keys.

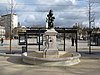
[
  {"left": 7, "top": 56, "right": 28, "bottom": 65},
  {"left": 79, "top": 51, "right": 100, "bottom": 59}
]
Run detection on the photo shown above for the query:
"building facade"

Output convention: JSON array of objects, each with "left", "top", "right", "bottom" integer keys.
[
  {"left": 0, "top": 14, "right": 18, "bottom": 38},
  {"left": 0, "top": 26, "right": 5, "bottom": 38}
]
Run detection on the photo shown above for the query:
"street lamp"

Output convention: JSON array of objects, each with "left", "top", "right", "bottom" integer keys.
[
  {"left": 9, "top": 0, "right": 13, "bottom": 53},
  {"left": 88, "top": 0, "right": 95, "bottom": 54}
]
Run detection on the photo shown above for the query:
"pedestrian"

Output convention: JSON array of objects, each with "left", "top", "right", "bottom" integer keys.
[
  {"left": 71, "top": 37, "right": 74, "bottom": 46},
  {"left": 1, "top": 38, "right": 3, "bottom": 46}
]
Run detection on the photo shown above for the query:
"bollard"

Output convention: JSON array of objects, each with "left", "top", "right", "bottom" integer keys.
[{"left": 22, "top": 46, "right": 27, "bottom": 53}]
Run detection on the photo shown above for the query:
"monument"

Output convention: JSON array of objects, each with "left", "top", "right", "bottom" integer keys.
[
  {"left": 22, "top": 10, "right": 81, "bottom": 66},
  {"left": 44, "top": 10, "right": 58, "bottom": 58}
]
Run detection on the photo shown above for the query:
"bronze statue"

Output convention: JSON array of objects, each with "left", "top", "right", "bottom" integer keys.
[{"left": 46, "top": 10, "right": 55, "bottom": 29}]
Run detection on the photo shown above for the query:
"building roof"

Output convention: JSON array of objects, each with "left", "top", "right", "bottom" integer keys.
[{"left": 1, "top": 14, "right": 17, "bottom": 17}]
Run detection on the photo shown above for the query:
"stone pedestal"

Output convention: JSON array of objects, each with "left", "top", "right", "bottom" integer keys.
[{"left": 44, "top": 28, "right": 58, "bottom": 58}]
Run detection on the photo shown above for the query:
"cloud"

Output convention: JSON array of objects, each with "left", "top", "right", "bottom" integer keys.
[
  {"left": 69, "top": 0, "right": 77, "bottom": 5},
  {"left": 0, "top": 0, "right": 8, "bottom": 3},
  {"left": 90, "top": 0, "right": 100, "bottom": 3},
  {"left": 0, "top": 0, "right": 100, "bottom": 27}
]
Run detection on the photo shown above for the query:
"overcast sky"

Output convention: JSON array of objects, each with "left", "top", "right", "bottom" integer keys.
[{"left": 0, "top": 0, "right": 100, "bottom": 27}]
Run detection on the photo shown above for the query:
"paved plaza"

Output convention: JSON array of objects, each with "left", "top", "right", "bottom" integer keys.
[
  {"left": 0, "top": 39, "right": 100, "bottom": 75},
  {"left": 0, "top": 56, "right": 100, "bottom": 75}
]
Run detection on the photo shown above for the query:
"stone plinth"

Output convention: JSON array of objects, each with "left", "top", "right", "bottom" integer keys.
[{"left": 44, "top": 28, "right": 58, "bottom": 58}]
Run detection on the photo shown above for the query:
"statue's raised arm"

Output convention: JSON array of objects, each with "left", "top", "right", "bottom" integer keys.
[{"left": 47, "top": 10, "right": 55, "bottom": 29}]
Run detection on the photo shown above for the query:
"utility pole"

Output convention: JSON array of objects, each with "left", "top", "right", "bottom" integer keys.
[{"left": 10, "top": 0, "right": 13, "bottom": 53}]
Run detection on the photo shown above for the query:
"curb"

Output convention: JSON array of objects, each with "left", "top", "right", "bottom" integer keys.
[{"left": 0, "top": 53, "right": 21, "bottom": 57}]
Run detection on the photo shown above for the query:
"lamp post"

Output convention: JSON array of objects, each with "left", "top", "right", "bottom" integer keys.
[
  {"left": 88, "top": 0, "right": 92, "bottom": 54},
  {"left": 9, "top": 0, "right": 13, "bottom": 53}
]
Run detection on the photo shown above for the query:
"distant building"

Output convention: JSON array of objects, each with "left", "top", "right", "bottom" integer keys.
[
  {"left": 0, "top": 26, "right": 5, "bottom": 38},
  {"left": 13, "top": 26, "right": 27, "bottom": 39},
  {"left": 0, "top": 14, "right": 18, "bottom": 38}
]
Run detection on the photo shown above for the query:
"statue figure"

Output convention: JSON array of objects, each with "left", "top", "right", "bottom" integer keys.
[{"left": 46, "top": 10, "right": 55, "bottom": 29}]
